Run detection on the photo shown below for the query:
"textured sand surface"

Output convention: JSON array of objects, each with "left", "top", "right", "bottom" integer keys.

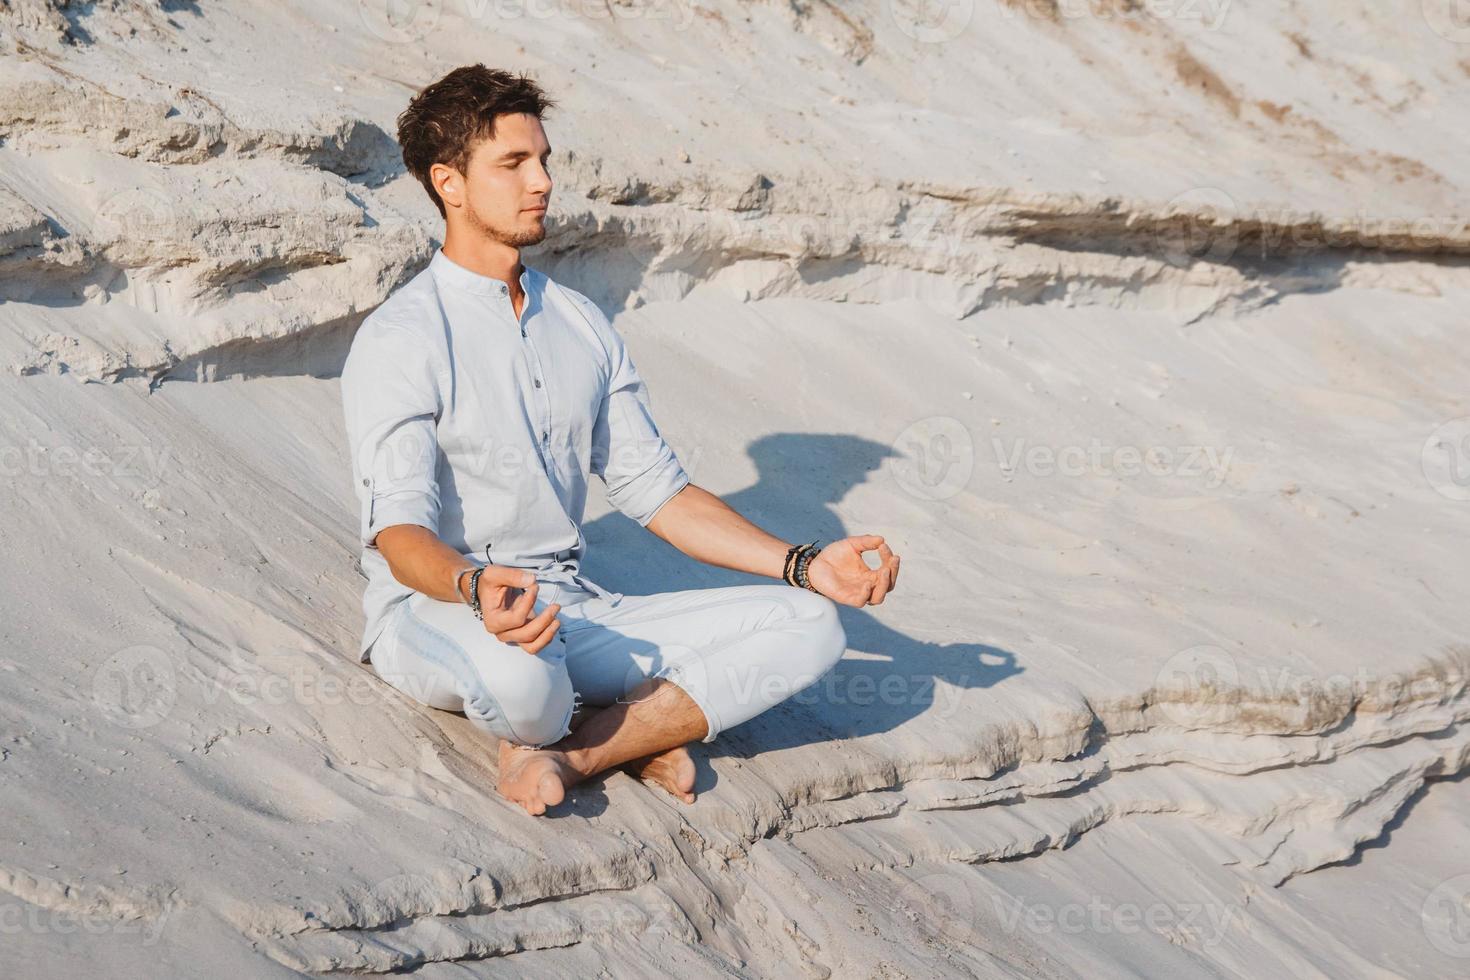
[{"left": 2, "top": 2, "right": 1468, "bottom": 976}]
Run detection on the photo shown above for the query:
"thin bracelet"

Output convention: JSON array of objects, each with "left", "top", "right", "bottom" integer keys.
[{"left": 453, "top": 565, "right": 476, "bottom": 603}]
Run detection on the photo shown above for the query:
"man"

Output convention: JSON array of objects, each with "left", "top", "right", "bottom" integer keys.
[{"left": 341, "top": 65, "right": 900, "bottom": 816}]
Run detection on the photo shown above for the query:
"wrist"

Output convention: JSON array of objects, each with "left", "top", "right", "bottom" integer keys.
[
  {"left": 453, "top": 565, "right": 476, "bottom": 603},
  {"left": 782, "top": 540, "right": 821, "bottom": 591}
]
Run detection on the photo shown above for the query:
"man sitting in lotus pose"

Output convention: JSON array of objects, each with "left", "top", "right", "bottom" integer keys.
[{"left": 341, "top": 64, "right": 901, "bottom": 816}]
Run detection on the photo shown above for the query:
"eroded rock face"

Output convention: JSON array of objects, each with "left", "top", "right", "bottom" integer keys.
[{"left": 1, "top": 3, "right": 1467, "bottom": 976}]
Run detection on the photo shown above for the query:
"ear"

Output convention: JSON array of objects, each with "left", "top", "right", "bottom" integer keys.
[{"left": 430, "top": 161, "right": 463, "bottom": 210}]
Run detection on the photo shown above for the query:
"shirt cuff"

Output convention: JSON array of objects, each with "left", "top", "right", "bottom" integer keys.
[
  {"left": 610, "top": 462, "right": 691, "bottom": 527},
  {"left": 364, "top": 488, "right": 440, "bottom": 549}
]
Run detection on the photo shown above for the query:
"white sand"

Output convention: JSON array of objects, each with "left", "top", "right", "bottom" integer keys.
[{"left": 2, "top": 2, "right": 1468, "bottom": 976}]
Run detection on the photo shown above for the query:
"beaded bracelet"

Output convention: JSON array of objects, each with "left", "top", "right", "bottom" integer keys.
[
  {"left": 794, "top": 545, "right": 819, "bottom": 593},
  {"left": 783, "top": 541, "right": 812, "bottom": 586},
  {"left": 782, "top": 540, "right": 821, "bottom": 593},
  {"left": 468, "top": 566, "right": 486, "bottom": 621}
]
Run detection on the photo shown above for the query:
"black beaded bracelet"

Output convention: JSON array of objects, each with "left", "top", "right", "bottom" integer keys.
[
  {"left": 468, "top": 566, "right": 486, "bottom": 621},
  {"left": 783, "top": 540, "right": 821, "bottom": 592},
  {"left": 783, "top": 541, "right": 811, "bottom": 586},
  {"left": 783, "top": 542, "right": 808, "bottom": 585},
  {"left": 794, "top": 544, "right": 820, "bottom": 592}
]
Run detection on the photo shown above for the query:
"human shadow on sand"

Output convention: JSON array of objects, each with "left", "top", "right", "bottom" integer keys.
[{"left": 575, "top": 432, "right": 1024, "bottom": 768}]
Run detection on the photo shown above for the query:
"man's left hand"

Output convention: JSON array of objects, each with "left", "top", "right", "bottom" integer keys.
[{"left": 805, "top": 535, "right": 901, "bottom": 607}]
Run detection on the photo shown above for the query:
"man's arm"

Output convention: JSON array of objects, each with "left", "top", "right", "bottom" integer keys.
[
  {"left": 644, "top": 483, "right": 788, "bottom": 578},
  {"left": 575, "top": 292, "right": 900, "bottom": 606},
  {"left": 342, "top": 321, "right": 559, "bottom": 653},
  {"left": 376, "top": 524, "right": 561, "bottom": 654},
  {"left": 376, "top": 524, "right": 500, "bottom": 602},
  {"left": 645, "top": 483, "right": 901, "bottom": 607}
]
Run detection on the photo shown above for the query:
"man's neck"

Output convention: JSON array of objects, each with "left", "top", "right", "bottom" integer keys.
[{"left": 441, "top": 233, "right": 523, "bottom": 291}]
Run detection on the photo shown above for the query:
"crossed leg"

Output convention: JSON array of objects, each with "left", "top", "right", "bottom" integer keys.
[
  {"left": 496, "top": 678, "right": 705, "bottom": 815},
  {"left": 372, "top": 584, "right": 846, "bottom": 816},
  {"left": 498, "top": 583, "right": 846, "bottom": 814}
]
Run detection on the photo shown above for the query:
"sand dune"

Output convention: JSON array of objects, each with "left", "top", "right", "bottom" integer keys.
[{"left": 2, "top": 1, "right": 1468, "bottom": 975}]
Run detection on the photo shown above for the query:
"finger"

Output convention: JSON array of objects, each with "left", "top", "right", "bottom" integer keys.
[
  {"left": 850, "top": 534, "right": 885, "bottom": 552},
  {"left": 890, "top": 554, "right": 901, "bottom": 589},
  {"left": 877, "top": 542, "right": 894, "bottom": 562},
  {"left": 484, "top": 578, "right": 531, "bottom": 612},
  {"left": 497, "top": 602, "right": 561, "bottom": 645},
  {"left": 482, "top": 583, "right": 539, "bottom": 632},
  {"left": 480, "top": 565, "right": 537, "bottom": 590},
  {"left": 521, "top": 616, "right": 562, "bottom": 656},
  {"left": 510, "top": 581, "right": 539, "bottom": 619},
  {"left": 867, "top": 565, "right": 893, "bottom": 605},
  {"left": 496, "top": 601, "right": 558, "bottom": 644}
]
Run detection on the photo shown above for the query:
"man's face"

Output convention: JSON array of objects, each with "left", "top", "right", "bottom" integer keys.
[{"left": 441, "top": 112, "right": 553, "bottom": 247}]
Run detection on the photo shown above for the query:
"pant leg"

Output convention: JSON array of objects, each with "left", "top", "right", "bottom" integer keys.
[
  {"left": 368, "top": 589, "right": 579, "bottom": 748},
  {"left": 556, "top": 584, "right": 847, "bottom": 742}
]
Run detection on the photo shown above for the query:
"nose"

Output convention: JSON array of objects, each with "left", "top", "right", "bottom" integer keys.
[{"left": 528, "top": 162, "right": 552, "bottom": 196}]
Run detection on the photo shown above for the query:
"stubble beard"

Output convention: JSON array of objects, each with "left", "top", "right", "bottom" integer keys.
[{"left": 467, "top": 201, "right": 547, "bottom": 248}]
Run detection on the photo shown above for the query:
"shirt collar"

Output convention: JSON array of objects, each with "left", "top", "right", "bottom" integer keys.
[{"left": 430, "top": 247, "right": 535, "bottom": 297}]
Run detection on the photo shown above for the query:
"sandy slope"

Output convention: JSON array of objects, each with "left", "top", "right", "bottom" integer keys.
[{"left": 2, "top": 1, "right": 1469, "bottom": 976}]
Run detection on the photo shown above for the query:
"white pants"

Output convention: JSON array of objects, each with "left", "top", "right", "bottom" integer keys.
[{"left": 367, "top": 581, "right": 847, "bottom": 747}]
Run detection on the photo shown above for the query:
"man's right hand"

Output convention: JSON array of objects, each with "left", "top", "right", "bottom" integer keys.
[
  {"left": 468, "top": 565, "right": 562, "bottom": 655},
  {"left": 376, "top": 525, "right": 563, "bottom": 655}
]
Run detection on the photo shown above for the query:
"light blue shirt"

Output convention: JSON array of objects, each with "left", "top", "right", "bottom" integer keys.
[{"left": 340, "top": 249, "right": 691, "bottom": 660}]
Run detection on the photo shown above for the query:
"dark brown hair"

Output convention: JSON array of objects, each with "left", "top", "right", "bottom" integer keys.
[{"left": 396, "top": 65, "right": 557, "bottom": 219}]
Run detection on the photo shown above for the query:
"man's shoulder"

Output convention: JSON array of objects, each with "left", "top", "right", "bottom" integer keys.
[
  {"left": 342, "top": 268, "right": 447, "bottom": 384},
  {"left": 363, "top": 265, "right": 444, "bottom": 336},
  {"left": 349, "top": 268, "right": 444, "bottom": 353}
]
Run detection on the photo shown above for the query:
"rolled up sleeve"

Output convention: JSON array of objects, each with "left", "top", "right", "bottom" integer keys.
[
  {"left": 341, "top": 321, "right": 442, "bottom": 549},
  {"left": 587, "top": 308, "right": 690, "bottom": 527}
]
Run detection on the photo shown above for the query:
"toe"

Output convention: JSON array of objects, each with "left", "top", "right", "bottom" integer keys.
[{"left": 538, "top": 770, "right": 566, "bottom": 809}]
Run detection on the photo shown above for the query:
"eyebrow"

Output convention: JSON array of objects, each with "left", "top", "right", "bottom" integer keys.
[{"left": 495, "top": 147, "right": 554, "bottom": 163}]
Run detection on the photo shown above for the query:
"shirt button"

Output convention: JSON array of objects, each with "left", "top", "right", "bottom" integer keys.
[
  {"left": 542, "top": 430, "right": 549, "bottom": 442},
  {"left": 361, "top": 478, "right": 369, "bottom": 487},
  {"left": 499, "top": 284, "right": 507, "bottom": 294},
  {"left": 534, "top": 378, "right": 542, "bottom": 388}
]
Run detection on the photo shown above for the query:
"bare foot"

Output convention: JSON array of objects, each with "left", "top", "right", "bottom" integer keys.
[
  {"left": 623, "top": 744, "right": 697, "bottom": 804},
  {"left": 497, "top": 740, "right": 578, "bottom": 816}
]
